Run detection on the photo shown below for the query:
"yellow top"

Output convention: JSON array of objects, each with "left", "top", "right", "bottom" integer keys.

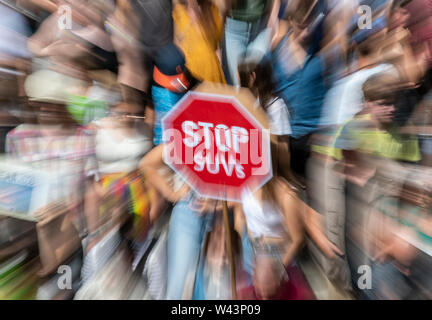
[
  {"left": 312, "top": 114, "right": 421, "bottom": 163},
  {"left": 173, "top": 4, "right": 226, "bottom": 84}
]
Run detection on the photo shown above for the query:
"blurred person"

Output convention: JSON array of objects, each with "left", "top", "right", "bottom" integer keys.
[
  {"left": 81, "top": 101, "right": 155, "bottom": 282},
  {"left": 331, "top": 72, "right": 421, "bottom": 298},
  {"left": 152, "top": 43, "right": 197, "bottom": 146},
  {"left": 377, "top": 0, "right": 431, "bottom": 126},
  {"left": 172, "top": 0, "right": 226, "bottom": 83},
  {"left": 220, "top": 0, "right": 280, "bottom": 85},
  {"left": 6, "top": 70, "right": 81, "bottom": 161},
  {"left": 237, "top": 55, "right": 295, "bottom": 183},
  {"left": 128, "top": 0, "right": 174, "bottom": 123},
  {"left": 365, "top": 176, "right": 427, "bottom": 299},
  {"left": 335, "top": 73, "right": 420, "bottom": 163},
  {"left": 339, "top": 2, "right": 429, "bottom": 128},
  {"left": 234, "top": 149, "right": 302, "bottom": 300},
  {"left": 6, "top": 69, "right": 92, "bottom": 238},
  {"left": 27, "top": 0, "right": 121, "bottom": 132},
  {"left": 320, "top": 28, "right": 396, "bottom": 128},
  {"left": 106, "top": 0, "right": 148, "bottom": 107},
  {"left": 234, "top": 141, "right": 343, "bottom": 300},
  {"left": 68, "top": 1, "right": 118, "bottom": 73},
  {"left": 314, "top": 15, "right": 395, "bottom": 160},
  {"left": 192, "top": 209, "right": 244, "bottom": 300},
  {"left": 405, "top": 0, "right": 432, "bottom": 68},
  {"left": 305, "top": 28, "right": 397, "bottom": 295},
  {"left": 132, "top": 0, "right": 174, "bottom": 54},
  {"left": 307, "top": 7, "right": 429, "bottom": 293},
  {"left": 140, "top": 144, "right": 227, "bottom": 299},
  {"left": 381, "top": 0, "right": 429, "bottom": 85},
  {"left": 270, "top": 0, "right": 329, "bottom": 180},
  {"left": 319, "top": 1, "right": 357, "bottom": 87},
  {"left": 59, "top": 1, "right": 120, "bottom": 126},
  {"left": 27, "top": 0, "right": 115, "bottom": 84},
  {"left": 393, "top": 171, "right": 432, "bottom": 299}
]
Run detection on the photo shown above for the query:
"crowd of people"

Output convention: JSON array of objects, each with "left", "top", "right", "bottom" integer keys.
[{"left": 0, "top": 0, "right": 432, "bottom": 300}]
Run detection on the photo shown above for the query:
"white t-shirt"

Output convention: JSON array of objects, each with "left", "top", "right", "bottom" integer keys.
[
  {"left": 94, "top": 119, "right": 152, "bottom": 174},
  {"left": 241, "top": 188, "right": 287, "bottom": 239},
  {"left": 258, "top": 97, "right": 292, "bottom": 136},
  {"left": 321, "top": 64, "right": 398, "bottom": 126}
]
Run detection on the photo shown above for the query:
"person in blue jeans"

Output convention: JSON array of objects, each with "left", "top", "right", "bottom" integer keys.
[
  {"left": 191, "top": 209, "right": 243, "bottom": 300},
  {"left": 166, "top": 196, "right": 215, "bottom": 299},
  {"left": 140, "top": 144, "right": 227, "bottom": 299},
  {"left": 221, "top": 0, "right": 280, "bottom": 86}
]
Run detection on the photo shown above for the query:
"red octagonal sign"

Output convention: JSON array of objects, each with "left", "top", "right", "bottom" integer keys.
[{"left": 162, "top": 83, "right": 272, "bottom": 201}]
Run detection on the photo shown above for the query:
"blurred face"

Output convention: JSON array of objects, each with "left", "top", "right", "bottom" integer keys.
[
  {"left": 368, "top": 99, "right": 396, "bottom": 124},
  {"left": 110, "top": 103, "right": 144, "bottom": 126},
  {"left": 31, "top": 102, "right": 72, "bottom": 125},
  {"left": 390, "top": 6, "right": 411, "bottom": 29},
  {"left": 291, "top": 19, "right": 311, "bottom": 47}
]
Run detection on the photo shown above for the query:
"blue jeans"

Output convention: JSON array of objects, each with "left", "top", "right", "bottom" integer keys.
[
  {"left": 370, "top": 261, "right": 411, "bottom": 300},
  {"left": 193, "top": 227, "right": 255, "bottom": 299},
  {"left": 241, "top": 228, "right": 255, "bottom": 279},
  {"left": 222, "top": 17, "right": 271, "bottom": 86},
  {"left": 166, "top": 200, "right": 213, "bottom": 299}
]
